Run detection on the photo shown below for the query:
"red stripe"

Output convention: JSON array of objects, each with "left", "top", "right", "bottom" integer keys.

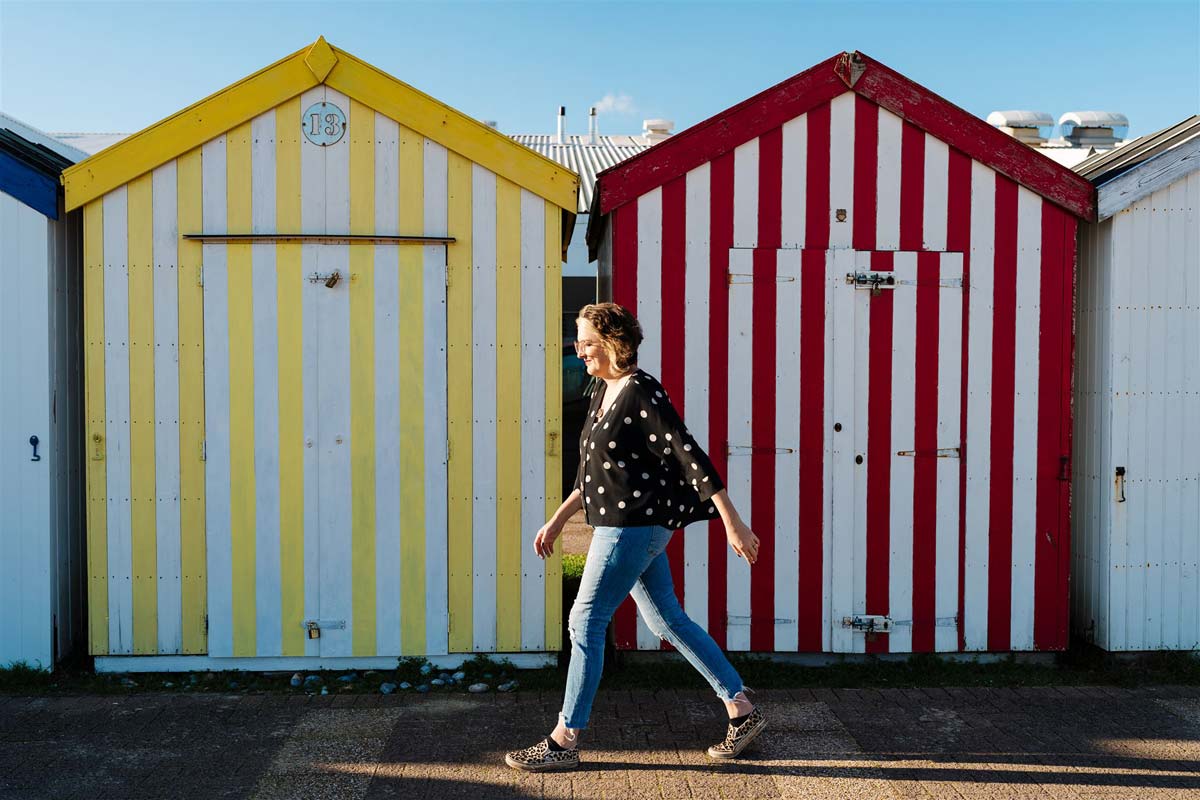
[
  {"left": 661, "top": 176, "right": 688, "bottom": 651},
  {"left": 750, "top": 247, "right": 777, "bottom": 651},
  {"left": 798, "top": 248, "right": 825, "bottom": 651},
  {"left": 749, "top": 129, "right": 782, "bottom": 651},
  {"left": 805, "top": 102, "right": 831, "bottom": 250},
  {"left": 611, "top": 203, "right": 640, "bottom": 649},
  {"left": 853, "top": 96, "right": 879, "bottom": 251},
  {"left": 946, "top": 148, "right": 972, "bottom": 652},
  {"left": 911, "top": 251, "right": 940, "bottom": 652},
  {"left": 707, "top": 151, "right": 735, "bottom": 650},
  {"left": 865, "top": 250, "right": 894, "bottom": 655},
  {"left": 1057, "top": 215, "right": 1077, "bottom": 649},
  {"left": 987, "top": 175, "right": 1019, "bottom": 653},
  {"left": 899, "top": 121, "right": 925, "bottom": 251},
  {"left": 1034, "top": 202, "right": 1068, "bottom": 651}
]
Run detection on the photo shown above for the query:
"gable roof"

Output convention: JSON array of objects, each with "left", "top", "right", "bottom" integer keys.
[
  {"left": 1074, "top": 115, "right": 1200, "bottom": 221},
  {"left": 0, "top": 113, "right": 83, "bottom": 219},
  {"left": 593, "top": 51, "right": 1095, "bottom": 221},
  {"left": 510, "top": 134, "right": 654, "bottom": 213},
  {"left": 62, "top": 37, "right": 578, "bottom": 213}
]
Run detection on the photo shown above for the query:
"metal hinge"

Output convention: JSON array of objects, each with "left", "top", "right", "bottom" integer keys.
[
  {"left": 204, "top": 614, "right": 209, "bottom": 634},
  {"left": 200, "top": 440, "right": 207, "bottom": 462},
  {"left": 896, "top": 447, "right": 960, "bottom": 458},
  {"left": 729, "top": 273, "right": 796, "bottom": 285},
  {"left": 727, "top": 444, "right": 795, "bottom": 456},
  {"left": 197, "top": 267, "right": 204, "bottom": 288}
]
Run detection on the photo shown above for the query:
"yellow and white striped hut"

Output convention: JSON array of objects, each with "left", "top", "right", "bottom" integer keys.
[{"left": 64, "top": 37, "right": 578, "bottom": 671}]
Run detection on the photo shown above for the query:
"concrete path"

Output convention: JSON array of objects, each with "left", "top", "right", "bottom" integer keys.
[{"left": 2, "top": 685, "right": 1198, "bottom": 799}]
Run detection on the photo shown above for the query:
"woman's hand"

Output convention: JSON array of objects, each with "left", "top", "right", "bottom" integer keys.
[
  {"left": 726, "top": 520, "right": 759, "bottom": 565},
  {"left": 534, "top": 519, "right": 565, "bottom": 560}
]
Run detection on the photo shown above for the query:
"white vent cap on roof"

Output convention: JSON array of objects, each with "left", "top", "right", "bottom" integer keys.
[
  {"left": 1059, "top": 111, "right": 1129, "bottom": 135},
  {"left": 987, "top": 110, "right": 1054, "bottom": 129}
]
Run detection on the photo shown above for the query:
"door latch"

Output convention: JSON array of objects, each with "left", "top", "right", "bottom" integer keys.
[
  {"left": 846, "top": 272, "right": 896, "bottom": 296},
  {"left": 1115, "top": 466, "right": 1126, "bottom": 503},
  {"left": 308, "top": 271, "right": 341, "bottom": 288},
  {"left": 841, "top": 614, "right": 893, "bottom": 633},
  {"left": 29, "top": 435, "right": 41, "bottom": 462}
]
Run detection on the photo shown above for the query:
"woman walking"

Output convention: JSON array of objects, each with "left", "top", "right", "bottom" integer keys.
[{"left": 505, "top": 302, "right": 767, "bottom": 772}]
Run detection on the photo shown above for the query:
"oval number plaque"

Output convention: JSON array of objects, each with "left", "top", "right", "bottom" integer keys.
[{"left": 301, "top": 101, "right": 347, "bottom": 147}]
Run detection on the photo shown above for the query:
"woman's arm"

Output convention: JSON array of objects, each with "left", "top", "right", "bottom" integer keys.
[
  {"left": 711, "top": 489, "right": 760, "bottom": 565},
  {"left": 534, "top": 489, "right": 584, "bottom": 559}
]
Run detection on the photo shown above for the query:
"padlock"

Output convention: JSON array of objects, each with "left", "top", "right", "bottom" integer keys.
[
  {"left": 324, "top": 271, "right": 340, "bottom": 289},
  {"left": 306, "top": 621, "right": 321, "bottom": 640}
]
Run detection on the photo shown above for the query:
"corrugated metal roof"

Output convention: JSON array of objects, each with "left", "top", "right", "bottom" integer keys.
[
  {"left": 48, "top": 132, "right": 130, "bottom": 156},
  {"left": 1073, "top": 115, "right": 1200, "bottom": 184},
  {"left": 510, "top": 134, "right": 653, "bottom": 213}
]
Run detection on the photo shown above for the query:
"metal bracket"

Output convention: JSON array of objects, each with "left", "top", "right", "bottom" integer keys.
[
  {"left": 729, "top": 273, "right": 796, "bottom": 285},
  {"left": 727, "top": 444, "right": 796, "bottom": 456},
  {"left": 896, "top": 447, "right": 961, "bottom": 458},
  {"left": 841, "top": 615, "right": 893, "bottom": 633}
]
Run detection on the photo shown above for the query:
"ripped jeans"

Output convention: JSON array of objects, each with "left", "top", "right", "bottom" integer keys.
[{"left": 560, "top": 525, "right": 744, "bottom": 730}]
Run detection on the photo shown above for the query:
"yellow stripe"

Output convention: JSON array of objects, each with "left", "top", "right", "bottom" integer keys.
[
  {"left": 84, "top": 200, "right": 109, "bottom": 655},
  {"left": 177, "top": 149, "right": 206, "bottom": 654},
  {"left": 226, "top": 121, "right": 257, "bottom": 656},
  {"left": 126, "top": 173, "right": 158, "bottom": 654},
  {"left": 349, "top": 100, "right": 377, "bottom": 655},
  {"left": 495, "top": 176, "right": 521, "bottom": 650},
  {"left": 275, "top": 99, "right": 305, "bottom": 656},
  {"left": 446, "top": 151, "right": 473, "bottom": 652},
  {"left": 398, "top": 124, "right": 426, "bottom": 654},
  {"left": 543, "top": 202, "right": 563, "bottom": 650}
]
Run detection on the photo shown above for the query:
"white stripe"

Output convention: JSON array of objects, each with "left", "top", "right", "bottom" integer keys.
[
  {"left": 725, "top": 248, "right": 754, "bottom": 651},
  {"left": 876, "top": 109, "right": 903, "bottom": 251},
  {"left": 201, "top": 134, "right": 232, "bottom": 657},
  {"left": 922, "top": 135, "right": 950, "bottom": 251},
  {"left": 471, "top": 165, "right": 498, "bottom": 651},
  {"left": 774, "top": 250, "right": 802, "bottom": 651},
  {"left": 1108, "top": 212, "right": 1130, "bottom": 651},
  {"left": 152, "top": 162, "right": 182, "bottom": 654},
  {"left": 1009, "top": 187, "right": 1041, "bottom": 650},
  {"left": 963, "top": 161, "right": 995, "bottom": 650},
  {"left": 683, "top": 164, "right": 711, "bottom": 630},
  {"left": 373, "top": 113, "right": 402, "bottom": 656},
  {"left": 822, "top": 254, "right": 837, "bottom": 652},
  {"left": 889, "top": 251, "right": 918, "bottom": 653},
  {"left": 103, "top": 186, "right": 133, "bottom": 655},
  {"left": 635, "top": 187, "right": 662, "bottom": 650},
  {"left": 828, "top": 93, "right": 855, "bottom": 250},
  {"left": 423, "top": 140, "right": 449, "bottom": 656},
  {"left": 850, "top": 250, "right": 871, "bottom": 654},
  {"left": 780, "top": 115, "right": 807, "bottom": 248},
  {"left": 520, "top": 189, "right": 547, "bottom": 651},
  {"left": 1123, "top": 198, "right": 1148, "bottom": 648},
  {"left": 318, "top": 86, "right": 353, "bottom": 657},
  {"left": 251, "top": 110, "right": 282, "bottom": 656},
  {"left": 828, "top": 248, "right": 856, "bottom": 652},
  {"left": 935, "top": 253, "right": 964, "bottom": 652},
  {"left": 732, "top": 139, "right": 758, "bottom": 249},
  {"left": 299, "top": 85, "right": 324, "bottom": 657}
]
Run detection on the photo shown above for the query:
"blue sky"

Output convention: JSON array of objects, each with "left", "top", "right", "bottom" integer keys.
[{"left": 1, "top": 1, "right": 1197, "bottom": 140}]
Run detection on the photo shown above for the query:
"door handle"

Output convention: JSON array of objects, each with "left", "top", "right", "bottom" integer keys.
[{"left": 29, "top": 435, "right": 41, "bottom": 462}]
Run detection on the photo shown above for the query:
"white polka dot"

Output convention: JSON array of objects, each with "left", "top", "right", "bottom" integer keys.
[
  {"left": 690, "top": 506, "right": 695, "bottom": 513},
  {"left": 665, "top": 433, "right": 672, "bottom": 441},
  {"left": 649, "top": 434, "right": 657, "bottom": 442},
  {"left": 589, "top": 442, "right": 595, "bottom": 450},
  {"left": 608, "top": 441, "right": 616, "bottom": 449},
  {"left": 617, "top": 461, "right": 625, "bottom": 468},
  {"left": 604, "top": 462, "right": 611, "bottom": 470},
  {"left": 645, "top": 508, "right": 653, "bottom": 515},
  {"left": 585, "top": 475, "right": 592, "bottom": 482},
  {"left": 668, "top": 520, "right": 675, "bottom": 527},
  {"left": 600, "top": 507, "right": 606, "bottom": 515},
  {"left": 640, "top": 410, "right": 648, "bottom": 418},
  {"left": 703, "top": 476, "right": 709, "bottom": 482},
  {"left": 664, "top": 447, "right": 671, "bottom": 454},
  {"left": 633, "top": 490, "right": 642, "bottom": 498},
  {"left": 642, "top": 472, "right": 650, "bottom": 479},
  {"left": 624, "top": 417, "right": 632, "bottom": 424},
  {"left": 683, "top": 444, "right": 692, "bottom": 452},
  {"left": 603, "top": 422, "right": 609, "bottom": 429},
  {"left": 691, "top": 479, "right": 698, "bottom": 485},
  {"left": 655, "top": 391, "right": 662, "bottom": 398},
  {"left": 708, "top": 506, "right": 716, "bottom": 513},
  {"left": 651, "top": 398, "right": 657, "bottom": 405},
  {"left": 598, "top": 486, "right": 605, "bottom": 494},
  {"left": 585, "top": 496, "right": 590, "bottom": 504},
  {"left": 632, "top": 452, "right": 639, "bottom": 459},
  {"left": 691, "top": 462, "right": 699, "bottom": 469},
  {"left": 660, "top": 479, "right": 667, "bottom": 486},
  {"left": 618, "top": 501, "right": 626, "bottom": 509},
  {"left": 679, "top": 504, "right": 685, "bottom": 511}
]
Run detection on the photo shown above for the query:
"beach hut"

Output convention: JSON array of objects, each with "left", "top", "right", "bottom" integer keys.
[
  {"left": 62, "top": 37, "right": 578, "bottom": 671},
  {"left": 587, "top": 51, "right": 1094, "bottom": 655},
  {"left": 1071, "top": 116, "right": 1200, "bottom": 652},
  {"left": 0, "top": 113, "right": 89, "bottom": 669}
]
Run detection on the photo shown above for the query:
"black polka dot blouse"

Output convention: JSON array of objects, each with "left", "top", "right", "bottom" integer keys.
[{"left": 574, "top": 369, "right": 725, "bottom": 529}]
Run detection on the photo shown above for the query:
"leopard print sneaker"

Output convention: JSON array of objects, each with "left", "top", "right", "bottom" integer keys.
[
  {"left": 706, "top": 707, "right": 767, "bottom": 759},
  {"left": 504, "top": 738, "right": 581, "bottom": 772}
]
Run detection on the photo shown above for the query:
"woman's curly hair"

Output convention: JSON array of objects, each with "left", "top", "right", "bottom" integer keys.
[{"left": 577, "top": 302, "right": 643, "bottom": 375}]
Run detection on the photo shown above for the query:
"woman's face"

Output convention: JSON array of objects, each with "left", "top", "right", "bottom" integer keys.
[{"left": 575, "top": 319, "right": 619, "bottom": 380}]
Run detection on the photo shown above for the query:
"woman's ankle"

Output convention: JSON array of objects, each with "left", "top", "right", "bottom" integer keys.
[{"left": 550, "top": 724, "right": 580, "bottom": 750}]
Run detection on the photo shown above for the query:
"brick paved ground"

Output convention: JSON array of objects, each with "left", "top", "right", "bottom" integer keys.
[{"left": 2, "top": 685, "right": 1198, "bottom": 799}]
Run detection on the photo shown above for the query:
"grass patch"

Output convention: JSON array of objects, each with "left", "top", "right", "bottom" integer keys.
[{"left": 562, "top": 554, "right": 586, "bottom": 580}]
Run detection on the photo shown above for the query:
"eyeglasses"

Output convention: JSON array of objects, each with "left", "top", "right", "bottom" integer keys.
[{"left": 573, "top": 338, "right": 602, "bottom": 353}]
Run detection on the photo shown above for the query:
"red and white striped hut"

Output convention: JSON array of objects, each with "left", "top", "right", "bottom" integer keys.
[{"left": 587, "top": 51, "right": 1094, "bottom": 655}]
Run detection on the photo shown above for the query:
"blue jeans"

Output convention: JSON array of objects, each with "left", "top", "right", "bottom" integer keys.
[{"left": 560, "top": 525, "right": 744, "bottom": 730}]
